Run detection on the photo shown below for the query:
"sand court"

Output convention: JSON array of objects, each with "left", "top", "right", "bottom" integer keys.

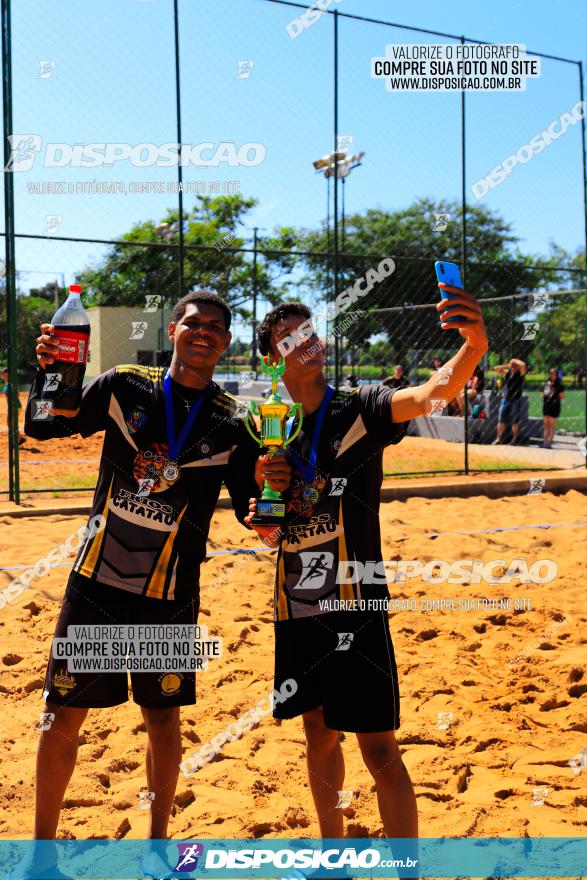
[{"left": 0, "top": 488, "right": 585, "bottom": 844}]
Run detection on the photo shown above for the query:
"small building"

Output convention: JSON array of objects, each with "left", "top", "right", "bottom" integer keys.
[{"left": 85, "top": 305, "right": 172, "bottom": 380}]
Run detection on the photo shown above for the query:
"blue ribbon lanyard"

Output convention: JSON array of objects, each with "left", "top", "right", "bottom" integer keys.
[
  {"left": 163, "top": 370, "right": 212, "bottom": 462},
  {"left": 287, "top": 385, "right": 334, "bottom": 483}
]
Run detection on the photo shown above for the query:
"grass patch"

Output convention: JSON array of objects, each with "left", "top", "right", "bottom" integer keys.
[
  {"left": 21, "top": 474, "right": 96, "bottom": 492},
  {"left": 384, "top": 459, "right": 543, "bottom": 479},
  {"left": 526, "top": 389, "right": 585, "bottom": 433},
  {"left": 384, "top": 455, "right": 533, "bottom": 477}
]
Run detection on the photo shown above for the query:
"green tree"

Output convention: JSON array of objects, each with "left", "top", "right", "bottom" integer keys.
[
  {"left": 0, "top": 289, "right": 55, "bottom": 371},
  {"left": 76, "top": 195, "right": 297, "bottom": 320},
  {"left": 270, "top": 197, "right": 553, "bottom": 367},
  {"left": 526, "top": 246, "right": 586, "bottom": 374}
]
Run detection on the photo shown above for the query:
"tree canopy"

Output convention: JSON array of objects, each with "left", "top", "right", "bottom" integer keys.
[{"left": 2, "top": 194, "right": 584, "bottom": 373}]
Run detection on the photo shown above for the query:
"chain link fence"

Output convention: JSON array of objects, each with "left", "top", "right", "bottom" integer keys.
[{"left": 1, "top": 0, "right": 586, "bottom": 497}]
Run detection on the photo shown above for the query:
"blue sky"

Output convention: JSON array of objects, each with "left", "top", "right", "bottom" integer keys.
[{"left": 4, "top": 0, "right": 587, "bottom": 339}]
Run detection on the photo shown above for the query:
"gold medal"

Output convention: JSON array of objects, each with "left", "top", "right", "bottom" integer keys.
[{"left": 163, "top": 460, "right": 181, "bottom": 483}]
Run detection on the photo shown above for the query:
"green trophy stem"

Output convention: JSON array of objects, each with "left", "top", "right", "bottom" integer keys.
[
  {"left": 261, "top": 480, "right": 282, "bottom": 501},
  {"left": 260, "top": 450, "right": 283, "bottom": 500}
]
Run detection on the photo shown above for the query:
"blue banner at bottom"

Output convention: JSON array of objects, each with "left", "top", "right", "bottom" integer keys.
[{"left": 1, "top": 837, "right": 585, "bottom": 879}]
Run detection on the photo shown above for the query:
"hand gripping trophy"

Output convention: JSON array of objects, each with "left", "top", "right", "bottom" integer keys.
[{"left": 244, "top": 356, "right": 302, "bottom": 525}]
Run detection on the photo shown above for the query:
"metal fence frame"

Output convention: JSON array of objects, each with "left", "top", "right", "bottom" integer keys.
[{"left": 2, "top": 0, "right": 587, "bottom": 501}]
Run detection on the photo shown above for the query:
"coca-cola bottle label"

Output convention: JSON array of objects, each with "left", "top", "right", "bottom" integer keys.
[{"left": 55, "top": 329, "right": 89, "bottom": 364}]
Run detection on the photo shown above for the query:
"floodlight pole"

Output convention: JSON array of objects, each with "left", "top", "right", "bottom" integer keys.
[
  {"left": 341, "top": 174, "right": 346, "bottom": 378},
  {"left": 333, "top": 9, "right": 340, "bottom": 388}
]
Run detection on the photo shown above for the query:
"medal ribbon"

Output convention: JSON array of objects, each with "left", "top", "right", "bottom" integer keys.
[
  {"left": 163, "top": 370, "right": 212, "bottom": 462},
  {"left": 287, "top": 385, "right": 334, "bottom": 483}
]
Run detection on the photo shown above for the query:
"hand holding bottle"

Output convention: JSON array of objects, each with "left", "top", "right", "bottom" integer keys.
[{"left": 35, "top": 323, "right": 60, "bottom": 368}]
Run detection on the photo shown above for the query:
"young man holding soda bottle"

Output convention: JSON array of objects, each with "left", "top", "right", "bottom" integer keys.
[{"left": 22, "top": 289, "right": 289, "bottom": 877}]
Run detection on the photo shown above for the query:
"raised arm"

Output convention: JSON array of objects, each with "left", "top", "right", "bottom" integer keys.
[
  {"left": 391, "top": 282, "right": 489, "bottom": 423},
  {"left": 510, "top": 358, "right": 527, "bottom": 375}
]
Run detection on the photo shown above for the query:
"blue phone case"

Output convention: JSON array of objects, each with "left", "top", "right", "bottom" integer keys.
[{"left": 435, "top": 260, "right": 464, "bottom": 323}]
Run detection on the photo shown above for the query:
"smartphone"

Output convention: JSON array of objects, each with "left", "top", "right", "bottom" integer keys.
[{"left": 434, "top": 260, "right": 465, "bottom": 323}]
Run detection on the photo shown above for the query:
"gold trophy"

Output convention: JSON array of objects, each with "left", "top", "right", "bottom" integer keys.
[{"left": 244, "top": 356, "right": 302, "bottom": 525}]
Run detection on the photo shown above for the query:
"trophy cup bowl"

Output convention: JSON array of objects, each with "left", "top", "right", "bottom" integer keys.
[{"left": 243, "top": 356, "right": 302, "bottom": 526}]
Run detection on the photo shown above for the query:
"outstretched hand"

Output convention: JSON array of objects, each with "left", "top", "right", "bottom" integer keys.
[{"left": 437, "top": 283, "right": 488, "bottom": 351}]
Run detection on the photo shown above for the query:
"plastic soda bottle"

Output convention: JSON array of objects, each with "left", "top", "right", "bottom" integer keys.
[{"left": 46, "top": 284, "right": 91, "bottom": 414}]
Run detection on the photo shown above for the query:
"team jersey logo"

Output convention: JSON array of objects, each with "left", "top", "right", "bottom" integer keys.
[
  {"left": 196, "top": 438, "right": 214, "bottom": 458},
  {"left": 126, "top": 406, "right": 148, "bottom": 435},
  {"left": 330, "top": 435, "right": 342, "bottom": 454},
  {"left": 110, "top": 489, "right": 178, "bottom": 531},
  {"left": 285, "top": 512, "right": 342, "bottom": 546},
  {"left": 52, "top": 667, "right": 76, "bottom": 696},
  {"left": 160, "top": 673, "right": 183, "bottom": 695}
]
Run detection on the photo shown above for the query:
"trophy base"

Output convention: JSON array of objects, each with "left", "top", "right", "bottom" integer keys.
[{"left": 251, "top": 499, "right": 287, "bottom": 527}]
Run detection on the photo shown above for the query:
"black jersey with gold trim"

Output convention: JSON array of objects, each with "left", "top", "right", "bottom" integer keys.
[
  {"left": 25, "top": 365, "right": 260, "bottom": 602},
  {"left": 275, "top": 384, "right": 408, "bottom": 621}
]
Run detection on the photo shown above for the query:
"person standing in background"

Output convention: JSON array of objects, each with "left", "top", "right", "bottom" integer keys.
[
  {"left": 542, "top": 367, "right": 564, "bottom": 449},
  {"left": 382, "top": 364, "right": 409, "bottom": 390},
  {"left": 454, "top": 364, "right": 485, "bottom": 416},
  {"left": 493, "top": 358, "right": 527, "bottom": 444}
]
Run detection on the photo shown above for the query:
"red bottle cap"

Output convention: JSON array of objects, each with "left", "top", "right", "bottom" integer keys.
[{"left": 69, "top": 284, "right": 82, "bottom": 294}]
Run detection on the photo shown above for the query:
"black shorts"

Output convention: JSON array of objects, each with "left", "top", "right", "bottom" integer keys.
[
  {"left": 43, "top": 581, "right": 199, "bottom": 709},
  {"left": 273, "top": 610, "right": 400, "bottom": 733},
  {"left": 543, "top": 403, "right": 561, "bottom": 418}
]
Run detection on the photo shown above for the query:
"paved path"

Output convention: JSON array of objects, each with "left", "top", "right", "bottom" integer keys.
[{"left": 466, "top": 437, "right": 585, "bottom": 470}]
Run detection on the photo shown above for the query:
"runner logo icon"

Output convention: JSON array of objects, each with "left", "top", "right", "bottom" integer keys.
[
  {"left": 335, "top": 632, "right": 354, "bottom": 651},
  {"left": 329, "top": 477, "right": 347, "bottom": 496},
  {"left": 174, "top": 843, "right": 204, "bottom": 872},
  {"left": 294, "top": 551, "right": 335, "bottom": 590}
]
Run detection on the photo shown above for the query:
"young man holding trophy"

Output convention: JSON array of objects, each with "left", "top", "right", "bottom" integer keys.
[{"left": 246, "top": 281, "right": 488, "bottom": 842}]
